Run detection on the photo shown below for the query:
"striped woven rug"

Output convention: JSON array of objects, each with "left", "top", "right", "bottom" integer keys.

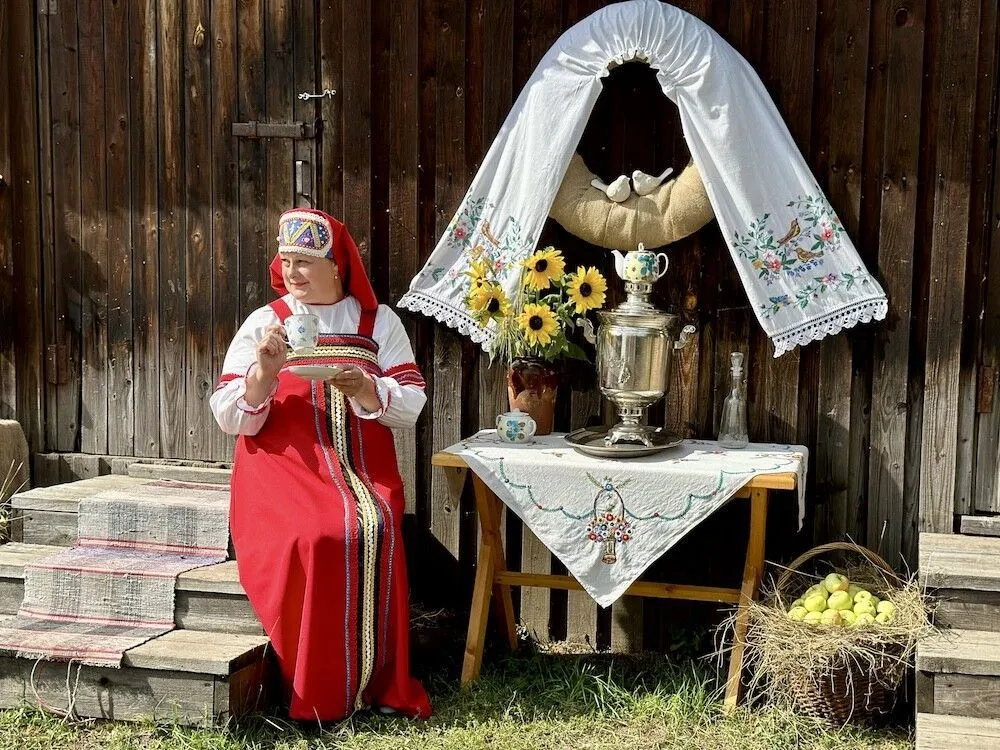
[{"left": 0, "top": 480, "right": 230, "bottom": 667}]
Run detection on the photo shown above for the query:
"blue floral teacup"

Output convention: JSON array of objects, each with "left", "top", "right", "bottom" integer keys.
[
  {"left": 495, "top": 410, "right": 537, "bottom": 444},
  {"left": 284, "top": 313, "right": 320, "bottom": 355}
]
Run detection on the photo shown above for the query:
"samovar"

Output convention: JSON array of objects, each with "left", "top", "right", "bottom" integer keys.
[{"left": 589, "top": 246, "right": 695, "bottom": 448}]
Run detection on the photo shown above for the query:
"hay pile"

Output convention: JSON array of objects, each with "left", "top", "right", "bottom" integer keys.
[{"left": 720, "top": 543, "right": 935, "bottom": 725}]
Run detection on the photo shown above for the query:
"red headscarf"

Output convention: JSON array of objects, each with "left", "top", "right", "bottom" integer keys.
[{"left": 269, "top": 208, "right": 378, "bottom": 312}]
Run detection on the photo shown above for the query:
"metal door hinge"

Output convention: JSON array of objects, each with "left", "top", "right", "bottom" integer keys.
[
  {"left": 39, "top": 0, "right": 59, "bottom": 16},
  {"left": 231, "top": 120, "right": 318, "bottom": 139},
  {"left": 978, "top": 365, "right": 996, "bottom": 414},
  {"left": 46, "top": 344, "right": 69, "bottom": 385}
]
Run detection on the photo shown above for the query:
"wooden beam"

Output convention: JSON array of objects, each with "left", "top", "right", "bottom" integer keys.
[{"left": 494, "top": 572, "right": 741, "bottom": 605}]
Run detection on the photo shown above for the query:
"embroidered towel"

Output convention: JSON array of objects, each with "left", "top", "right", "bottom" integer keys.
[
  {"left": 447, "top": 431, "right": 807, "bottom": 607},
  {"left": 399, "top": 0, "right": 887, "bottom": 357}
]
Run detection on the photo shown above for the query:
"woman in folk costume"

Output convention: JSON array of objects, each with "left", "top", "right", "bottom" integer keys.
[{"left": 210, "top": 208, "right": 431, "bottom": 721}]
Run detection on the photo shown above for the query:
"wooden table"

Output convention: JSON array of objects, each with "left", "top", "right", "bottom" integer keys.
[{"left": 431, "top": 449, "right": 798, "bottom": 710}]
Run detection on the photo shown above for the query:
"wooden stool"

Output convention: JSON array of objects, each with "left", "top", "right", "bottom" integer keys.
[{"left": 431, "top": 450, "right": 797, "bottom": 710}]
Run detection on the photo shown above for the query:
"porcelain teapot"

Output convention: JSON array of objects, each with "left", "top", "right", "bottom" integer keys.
[{"left": 610, "top": 243, "right": 669, "bottom": 284}]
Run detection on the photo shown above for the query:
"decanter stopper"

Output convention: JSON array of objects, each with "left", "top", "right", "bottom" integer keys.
[{"left": 718, "top": 352, "right": 749, "bottom": 449}]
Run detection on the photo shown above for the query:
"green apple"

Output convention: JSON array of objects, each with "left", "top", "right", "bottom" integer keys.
[
  {"left": 853, "top": 601, "right": 877, "bottom": 617},
  {"left": 823, "top": 573, "right": 850, "bottom": 594},
  {"left": 804, "top": 593, "right": 828, "bottom": 613},
  {"left": 820, "top": 609, "right": 843, "bottom": 627},
  {"left": 876, "top": 600, "right": 896, "bottom": 616},
  {"left": 789, "top": 599, "right": 806, "bottom": 611},
  {"left": 788, "top": 606, "right": 808, "bottom": 621},
  {"left": 848, "top": 584, "right": 863, "bottom": 599},
  {"left": 852, "top": 613, "right": 875, "bottom": 628},
  {"left": 853, "top": 590, "right": 874, "bottom": 605},
  {"left": 875, "top": 611, "right": 894, "bottom": 626},
  {"left": 804, "top": 584, "right": 826, "bottom": 599},
  {"left": 803, "top": 611, "right": 823, "bottom": 624},
  {"left": 827, "top": 591, "right": 853, "bottom": 611},
  {"left": 839, "top": 610, "right": 857, "bottom": 626}
]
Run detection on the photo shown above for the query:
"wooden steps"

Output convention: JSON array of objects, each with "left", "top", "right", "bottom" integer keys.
[
  {"left": 9, "top": 470, "right": 232, "bottom": 549},
  {"left": 0, "top": 624, "right": 271, "bottom": 725},
  {"left": 916, "top": 714, "right": 1000, "bottom": 749},
  {"left": 0, "top": 471, "right": 270, "bottom": 725},
  {"left": 0, "top": 543, "right": 262, "bottom": 635},
  {"left": 917, "top": 531, "right": 1000, "bottom": 748}
]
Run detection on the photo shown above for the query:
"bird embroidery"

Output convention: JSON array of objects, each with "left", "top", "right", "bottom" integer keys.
[
  {"left": 776, "top": 218, "right": 801, "bottom": 246},
  {"left": 480, "top": 220, "right": 501, "bottom": 249},
  {"left": 794, "top": 246, "right": 824, "bottom": 262}
]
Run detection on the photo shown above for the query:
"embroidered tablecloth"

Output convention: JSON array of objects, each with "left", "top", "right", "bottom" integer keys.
[{"left": 445, "top": 431, "right": 808, "bottom": 607}]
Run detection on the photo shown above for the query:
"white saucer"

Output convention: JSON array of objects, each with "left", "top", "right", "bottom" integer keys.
[{"left": 288, "top": 364, "right": 345, "bottom": 381}]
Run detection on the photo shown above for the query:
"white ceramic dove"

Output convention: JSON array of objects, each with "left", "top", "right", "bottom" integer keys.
[{"left": 631, "top": 166, "right": 675, "bottom": 196}]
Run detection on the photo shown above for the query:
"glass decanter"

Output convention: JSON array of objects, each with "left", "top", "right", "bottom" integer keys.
[{"left": 718, "top": 352, "right": 749, "bottom": 449}]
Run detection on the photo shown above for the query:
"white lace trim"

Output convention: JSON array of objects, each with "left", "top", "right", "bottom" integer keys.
[
  {"left": 401, "top": 291, "right": 888, "bottom": 360},
  {"left": 770, "top": 296, "right": 888, "bottom": 358},
  {"left": 397, "top": 291, "right": 495, "bottom": 350}
]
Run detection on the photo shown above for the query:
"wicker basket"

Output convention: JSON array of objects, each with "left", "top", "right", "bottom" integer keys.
[{"left": 772, "top": 541, "right": 903, "bottom": 725}]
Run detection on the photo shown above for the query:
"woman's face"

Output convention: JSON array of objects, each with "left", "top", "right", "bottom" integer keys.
[{"left": 281, "top": 253, "right": 343, "bottom": 304}]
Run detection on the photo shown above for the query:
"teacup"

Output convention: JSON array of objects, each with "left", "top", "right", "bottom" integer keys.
[
  {"left": 495, "top": 410, "right": 537, "bottom": 444},
  {"left": 284, "top": 313, "right": 320, "bottom": 355},
  {"left": 623, "top": 249, "right": 668, "bottom": 283}
]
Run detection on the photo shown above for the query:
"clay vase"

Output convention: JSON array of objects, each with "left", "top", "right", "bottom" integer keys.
[{"left": 506, "top": 357, "right": 559, "bottom": 436}]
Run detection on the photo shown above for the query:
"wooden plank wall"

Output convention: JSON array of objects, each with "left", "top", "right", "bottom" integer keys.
[{"left": 4, "top": 0, "right": 1000, "bottom": 649}]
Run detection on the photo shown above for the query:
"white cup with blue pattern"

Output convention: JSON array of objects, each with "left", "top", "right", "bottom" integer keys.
[
  {"left": 495, "top": 410, "right": 537, "bottom": 444},
  {"left": 285, "top": 313, "right": 320, "bottom": 355}
]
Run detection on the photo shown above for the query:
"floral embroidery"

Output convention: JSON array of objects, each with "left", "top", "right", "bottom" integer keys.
[
  {"left": 759, "top": 266, "right": 873, "bottom": 318},
  {"left": 733, "top": 192, "right": 846, "bottom": 285},
  {"left": 441, "top": 195, "right": 536, "bottom": 301},
  {"left": 585, "top": 474, "right": 634, "bottom": 564}
]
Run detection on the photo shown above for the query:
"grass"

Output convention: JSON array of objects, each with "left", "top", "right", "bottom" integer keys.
[{"left": 0, "top": 649, "right": 913, "bottom": 750}]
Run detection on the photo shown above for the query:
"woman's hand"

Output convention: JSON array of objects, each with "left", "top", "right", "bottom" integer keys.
[
  {"left": 329, "top": 366, "right": 381, "bottom": 412},
  {"left": 255, "top": 325, "right": 288, "bottom": 383},
  {"left": 243, "top": 326, "right": 287, "bottom": 408}
]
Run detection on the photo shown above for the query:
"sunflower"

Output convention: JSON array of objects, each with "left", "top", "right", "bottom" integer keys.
[
  {"left": 522, "top": 246, "right": 565, "bottom": 290},
  {"left": 518, "top": 302, "right": 559, "bottom": 347},
  {"left": 566, "top": 266, "right": 607, "bottom": 314},
  {"left": 464, "top": 257, "right": 492, "bottom": 293},
  {"left": 469, "top": 283, "right": 511, "bottom": 323}
]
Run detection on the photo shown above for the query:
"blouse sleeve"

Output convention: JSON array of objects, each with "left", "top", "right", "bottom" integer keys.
[
  {"left": 209, "top": 307, "right": 281, "bottom": 436},
  {"left": 348, "top": 305, "right": 427, "bottom": 429}
]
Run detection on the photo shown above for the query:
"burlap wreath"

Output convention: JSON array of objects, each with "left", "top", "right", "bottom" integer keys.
[{"left": 549, "top": 153, "right": 715, "bottom": 249}]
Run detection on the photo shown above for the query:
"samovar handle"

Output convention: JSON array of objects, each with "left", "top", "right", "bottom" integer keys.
[{"left": 674, "top": 325, "right": 696, "bottom": 350}]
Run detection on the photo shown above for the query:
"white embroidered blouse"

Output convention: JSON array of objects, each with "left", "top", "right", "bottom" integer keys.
[{"left": 210, "top": 295, "right": 426, "bottom": 435}]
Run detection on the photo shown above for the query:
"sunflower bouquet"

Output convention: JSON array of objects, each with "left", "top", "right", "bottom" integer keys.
[{"left": 464, "top": 245, "right": 608, "bottom": 364}]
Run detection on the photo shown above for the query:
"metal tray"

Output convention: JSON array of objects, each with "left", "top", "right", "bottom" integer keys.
[{"left": 563, "top": 427, "right": 684, "bottom": 458}]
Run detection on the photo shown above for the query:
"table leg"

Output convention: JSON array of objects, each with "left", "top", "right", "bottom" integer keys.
[
  {"left": 471, "top": 474, "right": 519, "bottom": 652},
  {"left": 461, "top": 474, "right": 518, "bottom": 686},
  {"left": 724, "top": 486, "right": 768, "bottom": 710}
]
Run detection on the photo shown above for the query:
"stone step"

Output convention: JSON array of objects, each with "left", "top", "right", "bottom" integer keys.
[
  {"left": 0, "top": 620, "right": 273, "bottom": 725},
  {"left": 916, "top": 713, "right": 1000, "bottom": 749},
  {"left": 0, "top": 543, "right": 261, "bottom": 635},
  {"left": 9, "top": 474, "right": 233, "bottom": 552}
]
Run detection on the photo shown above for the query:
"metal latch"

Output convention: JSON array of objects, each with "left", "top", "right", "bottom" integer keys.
[
  {"left": 39, "top": 0, "right": 58, "bottom": 15},
  {"left": 231, "top": 121, "right": 317, "bottom": 139}
]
